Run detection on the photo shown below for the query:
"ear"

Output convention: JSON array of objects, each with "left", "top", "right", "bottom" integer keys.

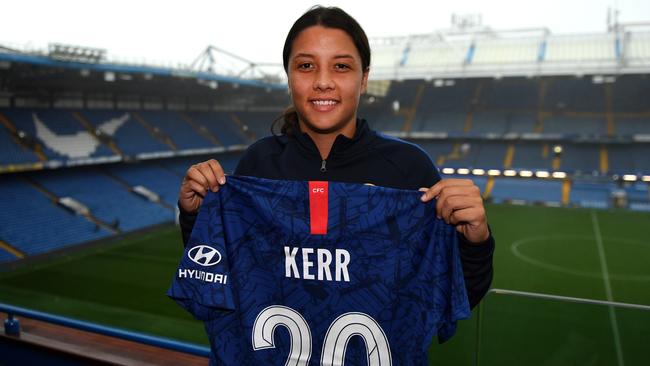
[{"left": 360, "top": 68, "right": 369, "bottom": 95}]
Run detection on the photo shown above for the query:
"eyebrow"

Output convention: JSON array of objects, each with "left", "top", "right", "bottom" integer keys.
[{"left": 293, "top": 53, "right": 356, "bottom": 60}]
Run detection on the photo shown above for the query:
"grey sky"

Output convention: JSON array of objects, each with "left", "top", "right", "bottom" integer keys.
[{"left": 1, "top": 0, "right": 648, "bottom": 66}]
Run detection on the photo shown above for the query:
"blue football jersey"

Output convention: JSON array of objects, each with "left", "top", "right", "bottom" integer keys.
[{"left": 168, "top": 175, "right": 470, "bottom": 366}]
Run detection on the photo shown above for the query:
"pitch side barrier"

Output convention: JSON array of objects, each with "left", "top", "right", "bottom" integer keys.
[
  {"left": 0, "top": 302, "right": 210, "bottom": 357},
  {"left": 474, "top": 288, "right": 650, "bottom": 366}
]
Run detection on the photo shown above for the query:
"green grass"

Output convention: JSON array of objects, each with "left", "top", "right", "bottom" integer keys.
[
  {"left": 0, "top": 227, "right": 206, "bottom": 345},
  {"left": 1, "top": 204, "right": 650, "bottom": 364}
]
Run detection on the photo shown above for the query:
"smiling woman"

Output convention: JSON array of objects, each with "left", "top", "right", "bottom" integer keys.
[{"left": 175, "top": 5, "right": 495, "bottom": 364}]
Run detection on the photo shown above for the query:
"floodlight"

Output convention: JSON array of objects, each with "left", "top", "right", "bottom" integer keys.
[
  {"left": 488, "top": 169, "right": 501, "bottom": 176},
  {"left": 456, "top": 168, "right": 470, "bottom": 175},
  {"left": 441, "top": 168, "right": 455, "bottom": 174}
]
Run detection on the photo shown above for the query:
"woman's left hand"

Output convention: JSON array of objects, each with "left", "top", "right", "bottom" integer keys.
[{"left": 420, "top": 179, "right": 490, "bottom": 244}]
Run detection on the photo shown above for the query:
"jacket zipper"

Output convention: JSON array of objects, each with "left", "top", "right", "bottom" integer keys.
[{"left": 320, "top": 160, "right": 327, "bottom": 173}]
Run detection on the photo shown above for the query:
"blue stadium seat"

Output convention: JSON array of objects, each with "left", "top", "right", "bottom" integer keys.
[
  {"left": 30, "top": 168, "right": 174, "bottom": 232},
  {"left": 0, "top": 177, "right": 111, "bottom": 256},
  {"left": 137, "top": 111, "right": 214, "bottom": 150},
  {"left": 234, "top": 111, "right": 277, "bottom": 140},
  {"left": 570, "top": 181, "right": 612, "bottom": 208},
  {"left": 107, "top": 163, "right": 183, "bottom": 207},
  {"left": 188, "top": 112, "right": 249, "bottom": 146},
  {"left": 0, "top": 126, "right": 41, "bottom": 165},
  {"left": 81, "top": 110, "right": 171, "bottom": 156},
  {"left": 2, "top": 109, "right": 114, "bottom": 160},
  {"left": 0, "top": 248, "right": 17, "bottom": 263},
  {"left": 511, "top": 142, "right": 553, "bottom": 171},
  {"left": 490, "top": 178, "right": 563, "bottom": 203}
]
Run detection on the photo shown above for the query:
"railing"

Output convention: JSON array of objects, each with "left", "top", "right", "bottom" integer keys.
[{"left": 0, "top": 302, "right": 210, "bottom": 357}]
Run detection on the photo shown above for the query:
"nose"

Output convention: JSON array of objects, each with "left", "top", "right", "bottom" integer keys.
[{"left": 313, "top": 68, "right": 334, "bottom": 91}]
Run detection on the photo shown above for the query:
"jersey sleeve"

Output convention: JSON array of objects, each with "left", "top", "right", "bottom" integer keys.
[
  {"left": 429, "top": 216, "right": 472, "bottom": 343},
  {"left": 167, "top": 190, "right": 235, "bottom": 321}
]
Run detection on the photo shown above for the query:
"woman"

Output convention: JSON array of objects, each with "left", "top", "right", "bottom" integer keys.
[{"left": 178, "top": 6, "right": 493, "bottom": 309}]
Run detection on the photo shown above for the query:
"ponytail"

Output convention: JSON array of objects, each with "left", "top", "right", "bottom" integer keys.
[{"left": 271, "top": 106, "right": 299, "bottom": 136}]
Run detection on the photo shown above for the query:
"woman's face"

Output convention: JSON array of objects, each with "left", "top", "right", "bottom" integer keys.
[{"left": 288, "top": 25, "right": 368, "bottom": 135}]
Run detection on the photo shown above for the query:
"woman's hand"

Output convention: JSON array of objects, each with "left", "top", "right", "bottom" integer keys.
[
  {"left": 420, "top": 179, "right": 489, "bottom": 244},
  {"left": 178, "top": 159, "right": 226, "bottom": 214}
]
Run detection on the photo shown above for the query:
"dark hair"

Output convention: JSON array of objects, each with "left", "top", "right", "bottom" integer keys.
[{"left": 273, "top": 6, "right": 371, "bottom": 136}]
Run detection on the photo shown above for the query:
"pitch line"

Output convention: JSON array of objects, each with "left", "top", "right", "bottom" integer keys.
[{"left": 590, "top": 210, "right": 624, "bottom": 366}]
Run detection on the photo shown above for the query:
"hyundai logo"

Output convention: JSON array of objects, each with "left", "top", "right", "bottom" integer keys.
[{"left": 188, "top": 245, "right": 222, "bottom": 267}]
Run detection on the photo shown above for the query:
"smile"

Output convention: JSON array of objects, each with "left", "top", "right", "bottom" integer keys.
[{"left": 311, "top": 99, "right": 338, "bottom": 106}]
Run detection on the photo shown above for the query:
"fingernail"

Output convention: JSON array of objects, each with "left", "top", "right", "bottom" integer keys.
[
  {"left": 420, "top": 194, "right": 427, "bottom": 201},
  {"left": 212, "top": 186, "right": 218, "bottom": 192},
  {"left": 218, "top": 176, "right": 226, "bottom": 185},
  {"left": 418, "top": 188, "right": 428, "bottom": 192}
]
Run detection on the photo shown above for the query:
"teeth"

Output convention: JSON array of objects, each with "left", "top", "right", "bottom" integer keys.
[{"left": 313, "top": 100, "right": 336, "bottom": 106}]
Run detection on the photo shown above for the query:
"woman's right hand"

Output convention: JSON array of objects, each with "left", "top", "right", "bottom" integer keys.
[{"left": 178, "top": 159, "right": 226, "bottom": 215}]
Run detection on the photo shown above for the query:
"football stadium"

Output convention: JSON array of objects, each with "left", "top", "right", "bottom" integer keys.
[{"left": 1, "top": 3, "right": 650, "bottom": 366}]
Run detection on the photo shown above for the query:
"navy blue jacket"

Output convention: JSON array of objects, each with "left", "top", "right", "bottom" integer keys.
[{"left": 179, "top": 118, "right": 494, "bottom": 309}]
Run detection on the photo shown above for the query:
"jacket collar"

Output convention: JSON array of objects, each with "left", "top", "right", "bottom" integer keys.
[{"left": 293, "top": 118, "right": 374, "bottom": 159}]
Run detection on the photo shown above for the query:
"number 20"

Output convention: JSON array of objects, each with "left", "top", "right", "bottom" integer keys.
[{"left": 252, "top": 305, "right": 392, "bottom": 366}]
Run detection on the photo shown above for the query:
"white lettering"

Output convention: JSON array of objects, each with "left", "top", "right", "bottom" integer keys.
[
  {"left": 336, "top": 249, "right": 350, "bottom": 282},
  {"left": 284, "top": 246, "right": 350, "bottom": 282},
  {"left": 285, "top": 246, "right": 300, "bottom": 279},
  {"left": 177, "top": 268, "right": 227, "bottom": 284},
  {"left": 302, "top": 248, "right": 315, "bottom": 280},
  {"left": 317, "top": 249, "right": 332, "bottom": 281}
]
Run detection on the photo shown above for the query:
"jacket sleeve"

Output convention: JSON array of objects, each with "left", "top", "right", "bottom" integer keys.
[{"left": 458, "top": 231, "right": 495, "bottom": 309}]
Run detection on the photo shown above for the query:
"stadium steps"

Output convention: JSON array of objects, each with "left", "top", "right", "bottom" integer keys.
[
  {"left": 400, "top": 83, "right": 426, "bottom": 133},
  {"left": 483, "top": 176, "right": 495, "bottom": 199},
  {"left": 463, "top": 80, "right": 483, "bottom": 133},
  {"left": 72, "top": 112, "right": 124, "bottom": 156},
  {"left": 0, "top": 112, "right": 47, "bottom": 162},
  {"left": 600, "top": 146, "right": 609, "bottom": 174},
  {"left": 503, "top": 144, "right": 515, "bottom": 168},
  {"left": 552, "top": 154, "right": 561, "bottom": 170},
  {"left": 100, "top": 169, "right": 176, "bottom": 212},
  {"left": 0, "top": 239, "right": 25, "bottom": 259},
  {"left": 179, "top": 113, "right": 222, "bottom": 146},
  {"left": 229, "top": 113, "right": 256, "bottom": 142},
  {"left": 437, "top": 143, "right": 463, "bottom": 166},
  {"left": 562, "top": 179, "right": 572, "bottom": 205},
  {"left": 22, "top": 176, "right": 120, "bottom": 235},
  {"left": 131, "top": 112, "right": 178, "bottom": 151},
  {"left": 605, "top": 83, "right": 615, "bottom": 136},
  {"left": 536, "top": 79, "right": 549, "bottom": 132}
]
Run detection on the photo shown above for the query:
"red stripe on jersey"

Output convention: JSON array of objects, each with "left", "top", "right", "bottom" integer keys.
[{"left": 309, "top": 181, "right": 328, "bottom": 235}]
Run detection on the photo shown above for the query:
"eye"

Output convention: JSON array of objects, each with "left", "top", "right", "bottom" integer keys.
[
  {"left": 334, "top": 63, "right": 351, "bottom": 71},
  {"left": 297, "top": 62, "right": 313, "bottom": 70}
]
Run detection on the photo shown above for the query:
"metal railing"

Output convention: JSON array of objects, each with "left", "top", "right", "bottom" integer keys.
[{"left": 0, "top": 302, "right": 210, "bottom": 357}]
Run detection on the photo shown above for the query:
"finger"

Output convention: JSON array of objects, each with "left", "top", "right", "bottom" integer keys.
[
  {"left": 206, "top": 159, "right": 226, "bottom": 185},
  {"left": 186, "top": 165, "right": 211, "bottom": 191},
  {"left": 438, "top": 195, "right": 482, "bottom": 223},
  {"left": 184, "top": 180, "right": 208, "bottom": 200},
  {"left": 447, "top": 205, "right": 486, "bottom": 226},
  {"left": 427, "top": 179, "right": 475, "bottom": 200},
  {"left": 432, "top": 185, "right": 482, "bottom": 212},
  {"left": 197, "top": 162, "right": 219, "bottom": 192}
]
